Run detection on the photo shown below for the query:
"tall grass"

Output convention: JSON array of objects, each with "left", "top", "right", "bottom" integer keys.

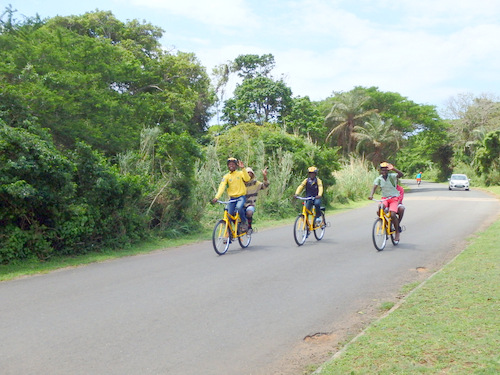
[
  {"left": 328, "top": 157, "right": 377, "bottom": 204},
  {"left": 196, "top": 152, "right": 382, "bottom": 229},
  {"left": 195, "top": 143, "right": 303, "bottom": 228},
  {"left": 259, "top": 148, "right": 297, "bottom": 218}
]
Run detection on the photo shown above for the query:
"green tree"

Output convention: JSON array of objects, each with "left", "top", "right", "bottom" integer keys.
[
  {"left": 361, "top": 87, "right": 444, "bottom": 135},
  {"left": 0, "top": 9, "right": 215, "bottom": 155},
  {"left": 397, "top": 128, "right": 450, "bottom": 176},
  {"left": 353, "top": 115, "right": 402, "bottom": 166},
  {"left": 222, "top": 76, "right": 293, "bottom": 125},
  {"left": 432, "top": 144, "right": 454, "bottom": 181},
  {"left": 232, "top": 53, "right": 275, "bottom": 79},
  {"left": 283, "top": 96, "right": 326, "bottom": 142},
  {"left": 324, "top": 89, "right": 377, "bottom": 155},
  {"left": 356, "top": 86, "right": 450, "bottom": 176},
  {"left": 212, "top": 62, "right": 232, "bottom": 125},
  {"left": 475, "top": 130, "right": 500, "bottom": 185},
  {"left": 445, "top": 93, "right": 500, "bottom": 165}
]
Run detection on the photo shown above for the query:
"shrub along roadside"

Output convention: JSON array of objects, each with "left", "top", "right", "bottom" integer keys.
[
  {"left": 0, "top": 124, "right": 149, "bottom": 263},
  {"left": 315, "top": 187, "right": 500, "bottom": 375}
]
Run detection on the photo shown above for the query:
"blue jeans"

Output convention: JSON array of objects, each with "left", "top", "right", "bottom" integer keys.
[
  {"left": 306, "top": 198, "right": 322, "bottom": 218},
  {"left": 228, "top": 196, "right": 247, "bottom": 224}
]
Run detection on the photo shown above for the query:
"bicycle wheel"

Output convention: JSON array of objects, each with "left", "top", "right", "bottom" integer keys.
[
  {"left": 294, "top": 215, "right": 308, "bottom": 246},
  {"left": 313, "top": 211, "right": 326, "bottom": 240},
  {"left": 213, "top": 220, "right": 230, "bottom": 255},
  {"left": 238, "top": 223, "right": 252, "bottom": 248},
  {"left": 390, "top": 222, "right": 399, "bottom": 245},
  {"left": 372, "top": 218, "right": 387, "bottom": 251}
]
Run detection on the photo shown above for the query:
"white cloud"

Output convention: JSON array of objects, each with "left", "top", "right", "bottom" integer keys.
[
  {"left": 402, "top": 0, "right": 500, "bottom": 24},
  {"left": 129, "top": 0, "right": 259, "bottom": 28},
  {"left": 127, "top": 0, "right": 499, "bottom": 109}
]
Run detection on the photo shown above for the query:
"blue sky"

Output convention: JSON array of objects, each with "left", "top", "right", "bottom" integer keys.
[{"left": 5, "top": 0, "right": 500, "bottom": 113}]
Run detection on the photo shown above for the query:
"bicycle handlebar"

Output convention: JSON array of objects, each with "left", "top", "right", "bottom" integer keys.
[
  {"left": 215, "top": 199, "right": 239, "bottom": 204},
  {"left": 370, "top": 197, "right": 395, "bottom": 203},
  {"left": 294, "top": 196, "right": 315, "bottom": 201}
]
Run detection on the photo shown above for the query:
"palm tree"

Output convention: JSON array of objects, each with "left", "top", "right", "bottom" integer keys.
[
  {"left": 325, "top": 90, "right": 377, "bottom": 155},
  {"left": 352, "top": 115, "right": 402, "bottom": 166},
  {"left": 448, "top": 95, "right": 500, "bottom": 161}
]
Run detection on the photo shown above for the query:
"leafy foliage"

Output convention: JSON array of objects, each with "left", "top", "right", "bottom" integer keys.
[
  {"left": 212, "top": 123, "right": 339, "bottom": 184},
  {"left": 353, "top": 116, "right": 402, "bottom": 166},
  {"left": 232, "top": 53, "right": 275, "bottom": 79},
  {"left": 397, "top": 127, "right": 450, "bottom": 176},
  {"left": 283, "top": 96, "right": 326, "bottom": 142},
  {"left": 0, "top": 10, "right": 215, "bottom": 155},
  {"left": 475, "top": 130, "right": 500, "bottom": 185},
  {"left": 324, "top": 88, "right": 378, "bottom": 155},
  {"left": 222, "top": 76, "right": 293, "bottom": 125},
  {"left": 0, "top": 123, "right": 75, "bottom": 261},
  {"left": 0, "top": 124, "right": 148, "bottom": 263}
]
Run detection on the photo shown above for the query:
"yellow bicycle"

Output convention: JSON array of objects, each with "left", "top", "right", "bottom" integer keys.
[
  {"left": 372, "top": 198, "right": 399, "bottom": 251},
  {"left": 293, "top": 197, "right": 327, "bottom": 246},
  {"left": 212, "top": 199, "right": 252, "bottom": 255}
]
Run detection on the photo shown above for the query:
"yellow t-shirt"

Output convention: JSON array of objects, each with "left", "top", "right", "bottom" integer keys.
[{"left": 215, "top": 169, "right": 251, "bottom": 199}]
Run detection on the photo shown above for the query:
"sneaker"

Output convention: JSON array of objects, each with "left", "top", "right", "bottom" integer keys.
[
  {"left": 239, "top": 223, "right": 248, "bottom": 233},
  {"left": 314, "top": 217, "right": 322, "bottom": 226}
]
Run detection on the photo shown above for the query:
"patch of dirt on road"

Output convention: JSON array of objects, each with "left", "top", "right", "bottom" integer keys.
[
  {"left": 264, "top": 267, "right": 439, "bottom": 375},
  {"left": 264, "top": 304, "right": 388, "bottom": 375}
]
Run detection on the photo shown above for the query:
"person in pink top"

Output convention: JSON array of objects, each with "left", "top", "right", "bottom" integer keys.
[{"left": 396, "top": 184, "right": 405, "bottom": 231}]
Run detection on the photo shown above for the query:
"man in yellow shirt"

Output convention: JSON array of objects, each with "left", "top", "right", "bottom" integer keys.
[
  {"left": 294, "top": 166, "right": 324, "bottom": 225},
  {"left": 212, "top": 158, "right": 251, "bottom": 231}
]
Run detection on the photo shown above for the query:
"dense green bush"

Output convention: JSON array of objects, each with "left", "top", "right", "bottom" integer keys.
[
  {"left": 69, "top": 142, "right": 148, "bottom": 251},
  {"left": 0, "top": 124, "right": 75, "bottom": 262},
  {"left": 146, "top": 132, "right": 204, "bottom": 233},
  {"left": 0, "top": 124, "right": 149, "bottom": 263}
]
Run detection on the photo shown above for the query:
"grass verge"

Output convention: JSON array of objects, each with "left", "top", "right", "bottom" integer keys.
[{"left": 315, "top": 187, "right": 500, "bottom": 374}]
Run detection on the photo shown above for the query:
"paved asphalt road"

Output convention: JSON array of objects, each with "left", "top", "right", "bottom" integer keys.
[{"left": 1, "top": 180, "right": 499, "bottom": 375}]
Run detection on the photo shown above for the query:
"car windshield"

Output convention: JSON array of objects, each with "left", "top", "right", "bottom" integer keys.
[{"left": 452, "top": 175, "right": 467, "bottom": 180}]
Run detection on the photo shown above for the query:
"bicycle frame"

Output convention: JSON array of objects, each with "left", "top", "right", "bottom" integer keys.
[
  {"left": 219, "top": 200, "right": 245, "bottom": 239},
  {"left": 212, "top": 199, "right": 252, "bottom": 255},
  {"left": 293, "top": 196, "right": 326, "bottom": 246},
  {"left": 297, "top": 197, "right": 321, "bottom": 231},
  {"left": 376, "top": 202, "right": 395, "bottom": 236},
  {"left": 372, "top": 198, "right": 398, "bottom": 251}
]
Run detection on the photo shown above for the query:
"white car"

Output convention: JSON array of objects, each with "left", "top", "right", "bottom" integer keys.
[{"left": 448, "top": 174, "right": 470, "bottom": 191}]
